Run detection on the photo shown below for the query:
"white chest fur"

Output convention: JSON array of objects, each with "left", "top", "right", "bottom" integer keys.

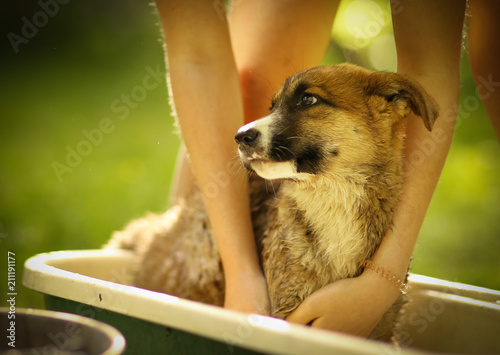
[{"left": 283, "top": 176, "right": 369, "bottom": 280}]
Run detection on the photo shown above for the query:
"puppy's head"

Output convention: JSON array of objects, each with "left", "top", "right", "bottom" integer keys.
[{"left": 235, "top": 63, "right": 439, "bottom": 181}]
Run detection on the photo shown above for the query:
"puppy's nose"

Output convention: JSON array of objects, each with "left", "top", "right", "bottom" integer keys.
[{"left": 235, "top": 128, "right": 260, "bottom": 146}]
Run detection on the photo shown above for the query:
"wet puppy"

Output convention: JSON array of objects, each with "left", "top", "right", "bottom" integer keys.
[{"left": 106, "top": 63, "right": 439, "bottom": 341}]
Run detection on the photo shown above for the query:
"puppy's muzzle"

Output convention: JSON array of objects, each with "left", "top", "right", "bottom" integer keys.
[{"left": 235, "top": 125, "right": 266, "bottom": 161}]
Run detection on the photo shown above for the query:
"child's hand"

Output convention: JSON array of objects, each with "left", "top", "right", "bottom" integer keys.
[
  {"left": 224, "top": 271, "right": 270, "bottom": 316},
  {"left": 286, "top": 271, "right": 400, "bottom": 336}
]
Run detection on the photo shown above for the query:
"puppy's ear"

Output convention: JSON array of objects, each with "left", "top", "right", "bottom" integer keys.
[{"left": 367, "top": 72, "right": 440, "bottom": 131}]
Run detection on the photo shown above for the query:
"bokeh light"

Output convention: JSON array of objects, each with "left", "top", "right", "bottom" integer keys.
[{"left": 332, "top": 0, "right": 396, "bottom": 71}]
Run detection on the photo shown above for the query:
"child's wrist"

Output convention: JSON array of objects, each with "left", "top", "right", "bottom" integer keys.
[
  {"left": 362, "top": 260, "right": 409, "bottom": 295},
  {"left": 223, "top": 260, "right": 265, "bottom": 282}
]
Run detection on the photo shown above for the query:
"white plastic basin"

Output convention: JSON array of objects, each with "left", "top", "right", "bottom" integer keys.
[{"left": 23, "top": 249, "right": 500, "bottom": 354}]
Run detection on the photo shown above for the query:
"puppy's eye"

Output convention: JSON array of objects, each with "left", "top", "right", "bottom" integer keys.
[{"left": 297, "top": 94, "right": 318, "bottom": 107}]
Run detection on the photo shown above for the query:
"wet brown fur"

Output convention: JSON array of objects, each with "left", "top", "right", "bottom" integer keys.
[{"left": 105, "top": 63, "right": 439, "bottom": 341}]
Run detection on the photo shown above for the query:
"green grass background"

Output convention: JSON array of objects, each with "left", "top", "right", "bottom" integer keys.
[{"left": 1, "top": 0, "right": 499, "bottom": 310}]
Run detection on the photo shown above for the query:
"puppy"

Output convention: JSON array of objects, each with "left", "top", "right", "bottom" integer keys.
[{"left": 106, "top": 63, "right": 439, "bottom": 341}]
